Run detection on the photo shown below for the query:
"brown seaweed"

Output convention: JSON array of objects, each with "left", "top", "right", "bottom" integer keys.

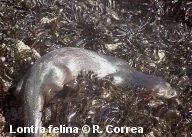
[{"left": 0, "top": 0, "right": 192, "bottom": 136}]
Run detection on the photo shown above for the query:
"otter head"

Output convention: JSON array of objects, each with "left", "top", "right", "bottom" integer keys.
[{"left": 154, "top": 81, "right": 178, "bottom": 99}]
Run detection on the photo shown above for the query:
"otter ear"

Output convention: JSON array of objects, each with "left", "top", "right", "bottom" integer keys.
[{"left": 156, "top": 89, "right": 167, "bottom": 98}]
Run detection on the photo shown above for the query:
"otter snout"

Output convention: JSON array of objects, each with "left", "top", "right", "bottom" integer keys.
[
  {"left": 157, "top": 89, "right": 178, "bottom": 99},
  {"left": 155, "top": 83, "right": 178, "bottom": 99}
]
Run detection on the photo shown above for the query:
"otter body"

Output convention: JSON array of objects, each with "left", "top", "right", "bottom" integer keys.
[{"left": 17, "top": 47, "right": 177, "bottom": 137}]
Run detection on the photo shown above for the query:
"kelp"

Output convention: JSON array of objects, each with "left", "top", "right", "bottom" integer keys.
[{"left": 0, "top": 0, "right": 191, "bottom": 136}]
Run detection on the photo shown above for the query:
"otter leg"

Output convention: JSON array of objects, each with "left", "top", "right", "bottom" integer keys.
[{"left": 24, "top": 65, "right": 72, "bottom": 137}]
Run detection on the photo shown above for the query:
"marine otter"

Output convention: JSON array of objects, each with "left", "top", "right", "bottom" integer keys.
[{"left": 16, "top": 47, "right": 177, "bottom": 137}]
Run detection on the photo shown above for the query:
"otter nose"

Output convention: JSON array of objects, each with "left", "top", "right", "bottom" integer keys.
[{"left": 168, "top": 89, "right": 178, "bottom": 98}]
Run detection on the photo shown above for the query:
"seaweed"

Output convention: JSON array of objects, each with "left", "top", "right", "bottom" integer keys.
[{"left": 0, "top": 0, "right": 192, "bottom": 136}]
